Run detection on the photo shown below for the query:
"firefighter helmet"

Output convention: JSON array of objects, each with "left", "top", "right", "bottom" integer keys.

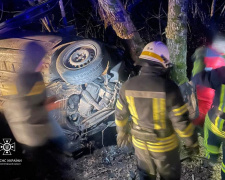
[
  {"left": 138, "top": 41, "right": 172, "bottom": 68},
  {"left": 212, "top": 34, "right": 225, "bottom": 54}
]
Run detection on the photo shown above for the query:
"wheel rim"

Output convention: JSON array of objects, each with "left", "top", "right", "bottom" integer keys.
[{"left": 63, "top": 45, "right": 96, "bottom": 69}]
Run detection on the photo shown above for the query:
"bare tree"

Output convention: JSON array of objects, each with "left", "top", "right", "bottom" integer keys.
[
  {"left": 166, "top": 0, "right": 189, "bottom": 84},
  {"left": 210, "top": 0, "right": 217, "bottom": 17},
  {"left": 97, "top": 0, "right": 144, "bottom": 62}
]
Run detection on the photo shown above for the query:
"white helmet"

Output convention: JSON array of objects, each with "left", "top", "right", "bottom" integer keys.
[
  {"left": 139, "top": 41, "right": 171, "bottom": 68},
  {"left": 212, "top": 34, "right": 225, "bottom": 54}
]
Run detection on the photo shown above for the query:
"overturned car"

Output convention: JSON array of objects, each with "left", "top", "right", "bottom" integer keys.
[{"left": 0, "top": 31, "right": 132, "bottom": 151}]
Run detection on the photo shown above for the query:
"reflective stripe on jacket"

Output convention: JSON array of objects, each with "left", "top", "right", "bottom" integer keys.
[{"left": 115, "top": 65, "right": 197, "bottom": 151}]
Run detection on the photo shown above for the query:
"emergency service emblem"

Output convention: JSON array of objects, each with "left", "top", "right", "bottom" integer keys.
[{"left": 0, "top": 138, "right": 16, "bottom": 155}]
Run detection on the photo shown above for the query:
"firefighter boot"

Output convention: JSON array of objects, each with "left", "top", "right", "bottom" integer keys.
[{"left": 138, "top": 168, "right": 156, "bottom": 180}]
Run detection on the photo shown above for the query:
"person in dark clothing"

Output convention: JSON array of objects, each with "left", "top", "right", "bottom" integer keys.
[
  {"left": 192, "top": 34, "right": 225, "bottom": 180},
  {"left": 2, "top": 41, "right": 73, "bottom": 179},
  {"left": 115, "top": 41, "right": 198, "bottom": 180}
]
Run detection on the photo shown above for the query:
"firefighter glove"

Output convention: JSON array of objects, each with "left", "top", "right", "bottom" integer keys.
[
  {"left": 185, "top": 142, "right": 199, "bottom": 157},
  {"left": 117, "top": 131, "right": 132, "bottom": 147},
  {"left": 116, "top": 125, "right": 132, "bottom": 147}
]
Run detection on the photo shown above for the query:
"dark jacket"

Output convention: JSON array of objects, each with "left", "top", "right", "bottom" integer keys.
[
  {"left": 115, "top": 64, "right": 197, "bottom": 150},
  {"left": 192, "top": 66, "right": 225, "bottom": 134}
]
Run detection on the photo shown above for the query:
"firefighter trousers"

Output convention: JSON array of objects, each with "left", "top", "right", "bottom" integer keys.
[
  {"left": 204, "top": 115, "right": 225, "bottom": 180},
  {"left": 133, "top": 142, "right": 181, "bottom": 180}
]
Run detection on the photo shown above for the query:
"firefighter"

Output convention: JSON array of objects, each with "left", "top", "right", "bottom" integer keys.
[
  {"left": 192, "top": 34, "right": 225, "bottom": 179},
  {"left": 115, "top": 41, "right": 198, "bottom": 180},
  {"left": 192, "top": 41, "right": 225, "bottom": 127}
]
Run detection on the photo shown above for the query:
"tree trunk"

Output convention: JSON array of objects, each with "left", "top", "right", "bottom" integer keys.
[
  {"left": 97, "top": 0, "right": 144, "bottom": 62},
  {"left": 166, "top": 0, "right": 189, "bottom": 84},
  {"left": 210, "top": 0, "right": 217, "bottom": 18}
]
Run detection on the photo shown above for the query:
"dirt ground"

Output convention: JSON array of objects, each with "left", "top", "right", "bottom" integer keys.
[
  {"left": 0, "top": 113, "right": 222, "bottom": 180},
  {"left": 52, "top": 136, "right": 221, "bottom": 180}
]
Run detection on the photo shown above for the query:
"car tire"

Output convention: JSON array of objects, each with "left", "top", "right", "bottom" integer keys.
[{"left": 56, "top": 40, "right": 109, "bottom": 85}]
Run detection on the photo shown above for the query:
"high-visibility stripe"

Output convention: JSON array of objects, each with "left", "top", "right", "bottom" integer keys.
[
  {"left": 204, "top": 122, "right": 209, "bottom": 152},
  {"left": 220, "top": 119, "right": 225, "bottom": 131},
  {"left": 153, "top": 98, "right": 166, "bottom": 130},
  {"left": 160, "top": 98, "right": 166, "bottom": 129},
  {"left": 175, "top": 123, "right": 194, "bottom": 137},
  {"left": 219, "top": 85, "right": 225, "bottom": 112},
  {"left": 153, "top": 98, "right": 160, "bottom": 129},
  {"left": 27, "top": 81, "right": 45, "bottom": 96},
  {"left": 147, "top": 142, "right": 178, "bottom": 152},
  {"left": 140, "top": 51, "right": 164, "bottom": 63},
  {"left": 173, "top": 104, "right": 188, "bottom": 116},
  {"left": 215, "top": 116, "right": 220, "bottom": 129},
  {"left": 143, "top": 133, "right": 177, "bottom": 146},
  {"left": 222, "top": 162, "right": 225, "bottom": 173},
  {"left": 132, "top": 136, "right": 178, "bottom": 153},
  {"left": 205, "top": 114, "right": 225, "bottom": 138},
  {"left": 116, "top": 100, "right": 123, "bottom": 110},
  {"left": 115, "top": 117, "right": 128, "bottom": 127},
  {"left": 132, "top": 138, "right": 147, "bottom": 150},
  {"left": 117, "top": 100, "right": 123, "bottom": 108},
  {"left": 205, "top": 151, "right": 210, "bottom": 159},
  {"left": 204, "top": 123, "right": 219, "bottom": 156},
  {"left": 125, "top": 90, "right": 165, "bottom": 99},
  {"left": 174, "top": 108, "right": 188, "bottom": 116},
  {"left": 126, "top": 96, "right": 139, "bottom": 125},
  {"left": 173, "top": 104, "right": 188, "bottom": 112},
  {"left": 204, "top": 121, "right": 220, "bottom": 154},
  {"left": 206, "top": 144, "right": 220, "bottom": 154},
  {"left": 116, "top": 103, "right": 123, "bottom": 110}
]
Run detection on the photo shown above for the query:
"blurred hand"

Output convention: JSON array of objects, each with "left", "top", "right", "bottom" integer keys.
[
  {"left": 117, "top": 131, "right": 132, "bottom": 147},
  {"left": 185, "top": 142, "right": 199, "bottom": 157}
]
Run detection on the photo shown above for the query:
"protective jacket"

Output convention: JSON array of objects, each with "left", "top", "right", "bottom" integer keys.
[
  {"left": 192, "top": 66, "right": 225, "bottom": 178},
  {"left": 3, "top": 72, "right": 62, "bottom": 147},
  {"left": 192, "top": 46, "right": 225, "bottom": 126},
  {"left": 192, "top": 66, "right": 225, "bottom": 134},
  {"left": 115, "top": 65, "right": 197, "bottom": 152}
]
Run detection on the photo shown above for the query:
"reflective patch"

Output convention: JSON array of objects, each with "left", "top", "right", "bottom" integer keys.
[
  {"left": 219, "top": 85, "right": 225, "bottom": 113},
  {"left": 125, "top": 90, "right": 165, "bottom": 99},
  {"left": 152, "top": 98, "right": 166, "bottom": 130},
  {"left": 173, "top": 104, "right": 188, "bottom": 116},
  {"left": 215, "top": 116, "right": 225, "bottom": 131},
  {"left": 140, "top": 51, "right": 164, "bottom": 63},
  {"left": 175, "top": 123, "right": 194, "bottom": 138},
  {"left": 126, "top": 96, "right": 139, "bottom": 125},
  {"left": 205, "top": 114, "right": 225, "bottom": 138},
  {"left": 116, "top": 100, "right": 123, "bottom": 110},
  {"left": 115, "top": 118, "right": 128, "bottom": 127},
  {"left": 153, "top": 98, "right": 160, "bottom": 130},
  {"left": 132, "top": 134, "right": 178, "bottom": 153},
  {"left": 222, "top": 162, "right": 225, "bottom": 173},
  {"left": 204, "top": 123, "right": 220, "bottom": 154},
  {"left": 160, "top": 98, "right": 166, "bottom": 129}
]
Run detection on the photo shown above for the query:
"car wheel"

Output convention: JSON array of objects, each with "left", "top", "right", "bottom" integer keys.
[{"left": 56, "top": 40, "right": 109, "bottom": 85}]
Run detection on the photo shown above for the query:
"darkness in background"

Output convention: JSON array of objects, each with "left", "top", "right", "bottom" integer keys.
[{"left": 1, "top": 0, "right": 225, "bottom": 78}]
